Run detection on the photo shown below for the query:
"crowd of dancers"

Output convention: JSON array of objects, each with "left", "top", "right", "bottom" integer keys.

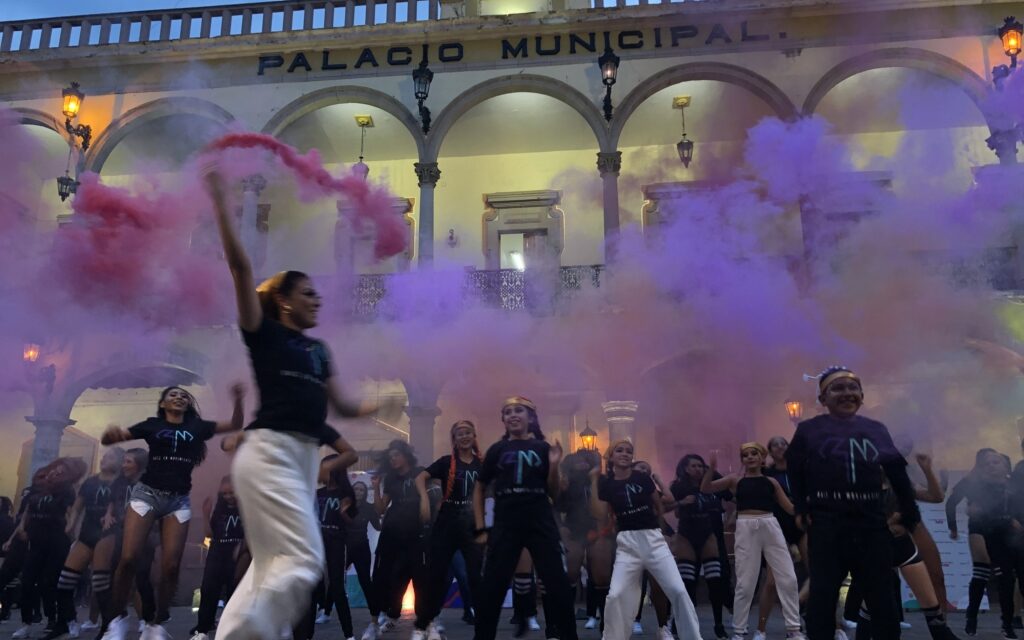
[{"left": 3, "top": 171, "right": 1024, "bottom": 640}]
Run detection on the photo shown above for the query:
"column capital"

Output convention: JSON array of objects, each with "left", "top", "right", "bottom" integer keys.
[
  {"left": 987, "top": 128, "right": 1020, "bottom": 165},
  {"left": 25, "top": 415, "right": 75, "bottom": 429},
  {"left": 414, "top": 162, "right": 441, "bottom": 187},
  {"left": 596, "top": 151, "right": 622, "bottom": 177},
  {"left": 242, "top": 174, "right": 267, "bottom": 194}
]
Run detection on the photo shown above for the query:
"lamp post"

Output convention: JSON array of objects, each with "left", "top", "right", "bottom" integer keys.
[
  {"left": 61, "top": 82, "right": 92, "bottom": 151},
  {"left": 784, "top": 399, "right": 803, "bottom": 425},
  {"left": 22, "top": 343, "right": 40, "bottom": 364},
  {"left": 989, "top": 17, "right": 1024, "bottom": 164},
  {"left": 579, "top": 422, "right": 598, "bottom": 451},
  {"left": 598, "top": 46, "right": 620, "bottom": 122},
  {"left": 412, "top": 48, "right": 434, "bottom": 135}
]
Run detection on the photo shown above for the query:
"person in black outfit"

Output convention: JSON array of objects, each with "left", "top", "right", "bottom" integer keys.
[
  {"left": 0, "top": 496, "right": 16, "bottom": 622},
  {"left": 668, "top": 453, "right": 733, "bottom": 639},
  {"left": 100, "top": 383, "right": 245, "bottom": 640},
  {"left": 190, "top": 475, "right": 247, "bottom": 640},
  {"left": 344, "top": 481, "right": 379, "bottom": 617},
  {"left": 7, "top": 457, "right": 88, "bottom": 639},
  {"left": 472, "top": 396, "right": 577, "bottom": 640},
  {"left": 48, "top": 447, "right": 125, "bottom": 640},
  {"left": 412, "top": 420, "right": 484, "bottom": 640},
  {"left": 947, "top": 448, "right": 1016, "bottom": 637},
  {"left": 786, "top": 366, "right": 921, "bottom": 640},
  {"left": 362, "top": 440, "right": 425, "bottom": 640}
]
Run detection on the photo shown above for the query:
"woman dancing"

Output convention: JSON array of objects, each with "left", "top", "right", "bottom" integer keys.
[
  {"left": 411, "top": 421, "right": 483, "bottom": 640},
  {"left": 345, "top": 481, "right": 379, "bottom": 620},
  {"left": 700, "top": 444, "right": 804, "bottom": 640},
  {"left": 203, "top": 169, "right": 364, "bottom": 640},
  {"left": 473, "top": 396, "right": 578, "bottom": 640},
  {"left": 100, "top": 383, "right": 244, "bottom": 640},
  {"left": 591, "top": 440, "right": 701, "bottom": 640}
]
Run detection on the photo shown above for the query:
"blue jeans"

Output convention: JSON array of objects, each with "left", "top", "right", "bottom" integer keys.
[{"left": 129, "top": 483, "right": 192, "bottom": 522}]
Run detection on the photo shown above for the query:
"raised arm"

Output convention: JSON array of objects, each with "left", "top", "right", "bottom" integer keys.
[
  {"left": 101, "top": 426, "right": 136, "bottom": 446},
  {"left": 946, "top": 476, "right": 970, "bottom": 538},
  {"left": 214, "top": 383, "right": 247, "bottom": 434},
  {"left": 204, "top": 169, "right": 262, "bottom": 333},
  {"left": 700, "top": 452, "right": 735, "bottom": 494},
  {"left": 914, "top": 453, "right": 944, "bottom": 504}
]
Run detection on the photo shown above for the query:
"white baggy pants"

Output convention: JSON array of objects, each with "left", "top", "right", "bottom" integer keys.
[
  {"left": 217, "top": 429, "right": 324, "bottom": 640},
  {"left": 603, "top": 528, "right": 702, "bottom": 640},
  {"left": 732, "top": 514, "right": 802, "bottom": 635}
]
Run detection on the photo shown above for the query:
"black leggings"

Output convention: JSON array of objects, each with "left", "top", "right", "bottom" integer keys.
[
  {"left": 346, "top": 538, "right": 374, "bottom": 614},
  {"left": 475, "top": 505, "right": 577, "bottom": 640},
  {"left": 21, "top": 534, "right": 70, "bottom": 625},
  {"left": 414, "top": 511, "right": 483, "bottom": 630},
  {"left": 195, "top": 542, "right": 243, "bottom": 633},
  {"left": 372, "top": 527, "right": 427, "bottom": 621},
  {"left": 296, "top": 537, "right": 353, "bottom": 640}
]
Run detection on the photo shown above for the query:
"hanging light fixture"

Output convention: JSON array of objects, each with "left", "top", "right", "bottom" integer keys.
[
  {"left": 579, "top": 419, "right": 598, "bottom": 451},
  {"left": 412, "top": 45, "right": 434, "bottom": 135},
  {"left": 598, "top": 46, "right": 620, "bottom": 122},
  {"left": 22, "top": 343, "right": 40, "bottom": 363},
  {"left": 61, "top": 82, "right": 92, "bottom": 151},
  {"left": 784, "top": 398, "right": 803, "bottom": 425},
  {"left": 352, "top": 115, "right": 374, "bottom": 180},
  {"left": 1001, "top": 16, "right": 1023, "bottom": 67},
  {"left": 674, "top": 96, "right": 694, "bottom": 168}
]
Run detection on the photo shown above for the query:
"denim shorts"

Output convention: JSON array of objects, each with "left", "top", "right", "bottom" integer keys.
[{"left": 129, "top": 482, "right": 192, "bottom": 523}]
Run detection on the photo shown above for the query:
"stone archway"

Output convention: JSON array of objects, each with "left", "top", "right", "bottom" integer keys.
[
  {"left": 84, "top": 97, "right": 236, "bottom": 173},
  {"left": 425, "top": 74, "right": 611, "bottom": 161},
  {"left": 13, "top": 107, "right": 72, "bottom": 142},
  {"left": 610, "top": 62, "right": 798, "bottom": 150}
]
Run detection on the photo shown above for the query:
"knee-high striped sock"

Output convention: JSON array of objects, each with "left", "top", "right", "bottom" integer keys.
[
  {"left": 677, "top": 560, "right": 698, "bottom": 599},
  {"left": 967, "top": 563, "right": 991, "bottom": 619},
  {"left": 92, "top": 571, "right": 112, "bottom": 629},
  {"left": 56, "top": 567, "right": 82, "bottom": 624},
  {"left": 703, "top": 559, "right": 726, "bottom": 627}
]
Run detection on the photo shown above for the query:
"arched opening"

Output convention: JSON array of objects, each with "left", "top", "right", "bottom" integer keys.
[
  {"left": 9, "top": 121, "right": 75, "bottom": 230},
  {"left": 98, "top": 113, "right": 229, "bottom": 182}
]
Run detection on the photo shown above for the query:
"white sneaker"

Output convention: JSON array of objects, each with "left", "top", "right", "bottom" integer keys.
[
  {"left": 585, "top": 617, "right": 599, "bottom": 630},
  {"left": 137, "top": 621, "right": 145, "bottom": 635},
  {"left": 378, "top": 614, "right": 388, "bottom": 626},
  {"left": 754, "top": 632, "right": 767, "bottom": 640},
  {"left": 841, "top": 620, "right": 857, "bottom": 631},
  {"left": 730, "top": 635, "right": 746, "bottom": 640},
  {"left": 899, "top": 623, "right": 912, "bottom": 630},
  {"left": 660, "top": 626, "right": 676, "bottom": 640},
  {"left": 426, "top": 622, "right": 442, "bottom": 640},
  {"left": 67, "top": 621, "right": 81, "bottom": 639},
  {"left": 189, "top": 634, "right": 208, "bottom": 640},
  {"left": 433, "top": 621, "right": 444, "bottom": 635},
  {"left": 527, "top": 617, "right": 541, "bottom": 631},
  {"left": 362, "top": 622, "right": 380, "bottom": 640},
  {"left": 316, "top": 610, "right": 331, "bottom": 625},
  {"left": 410, "top": 630, "right": 427, "bottom": 640},
  {"left": 380, "top": 619, "right": 398, "bottom": 633},
  {"left": 100, "top": 617, "right": 130, "bottom": 640},
  {"left": 11, "top": 626, "right": 30, "bottom": 639},
  {"left": 633, "top": 621, "right": 644, "bottom": 634},
  {"left": 141, "top": 624, "right": 171, "bottom": 640},
  {"left": 79, "top": 623, "right": 98, "bottom": 633},
  {"left": 785, "top": 633, "right": 806, "bottom": 640},
  {"left": 834, "top": 630, "right": 849, "bottom": 640}
]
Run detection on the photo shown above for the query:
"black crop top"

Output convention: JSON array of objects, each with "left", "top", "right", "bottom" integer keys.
[{"left": 736, "top": 476, "right": 776, "bottom": 512}]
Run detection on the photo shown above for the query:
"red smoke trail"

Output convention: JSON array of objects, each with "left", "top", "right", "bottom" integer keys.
[{"left": 205, "top": 132, "right": 407, "bottom": 260}]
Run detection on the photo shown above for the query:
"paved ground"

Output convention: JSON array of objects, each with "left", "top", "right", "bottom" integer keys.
[{"left": 5, "top": 606, "right": 1004, "bottom": 640}]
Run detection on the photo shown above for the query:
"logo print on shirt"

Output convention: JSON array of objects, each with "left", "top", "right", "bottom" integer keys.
[
  {"left": 94, "top": 485, "right": 111, "bottom": 503},
  {"left": 848, "top": 438, "right": 879, "bottom": 484},
  {"left": 515, "top": 450, "right": 542, "bottom": 485},
  {"left": 321, "top": 497, "right": 341, "bottom": 522},
  {"left": 225, "top": 514, "right": 241, "bottom": 535},
  {"left": 156, "top": 429, "right": 195, "bottom": 453},
  {"left": 462, "top": 470, "right": 479, "bottom": 497},
  {"left": 625, "top": 483, "right": 644, "bottom": 508}
]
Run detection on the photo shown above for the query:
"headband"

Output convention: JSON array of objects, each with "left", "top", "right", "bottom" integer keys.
[
  {"left": 502, "top": 396, "right": 537, "bottom": 412},
  {"left": 740, "top": 442, "right": 767, "bottom": 457},
  {"left": 819, "top": 370, "right": 861, "bottom": 393}
]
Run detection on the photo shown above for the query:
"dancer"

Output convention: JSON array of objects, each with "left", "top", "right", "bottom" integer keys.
[
  {"left": 631, "top": 461, "right": 673, "bottom": 640},
  {"left": 99, "top": 383, "right": 244, "bottom": 640},
  {"left": 363, "top": 440, "right": 424, "bottom": 640},
  {"left": 786, "top": 366, "right": 920, "bottom": 640},
  {"left": 344, "top": 481, "right": 379, "bottom": 618},
  {"left": 93, "top": 449, "right": 149, "bottom": 636},
  {"left": 203, "top": 169, "right": 364, "bottom": 640},
  {"left": 411, "top": 421, "right": 483, "bottom": 640},
  {"left": 189, "top": 475, "right": 247, "bottom": 640},
  {"left": 668, "top": 454, "right": 731, "bottom": 639},
  {"left": 48, "top": 448, "right": 126, "bottom": 640},
  {"left": 947, "top": 448, "right": 1015, "bottom": 636},
  {"left": 700, "top": 444, "right": 803, "bottom": 640},
  {"left": 309, "top": 454, "right": 358, "bottom": 640},
  {"left": 591, "top": 440, "right": 701, "bottom": 640},
  {"left": 756, "top": 436, "right": 808, "bottom": 640},
  {"left": 558, "top": 450, "right": 601, "bottom": 629},
  {"left": 473, "top": 396, "right": 578, "bottom": 640}
]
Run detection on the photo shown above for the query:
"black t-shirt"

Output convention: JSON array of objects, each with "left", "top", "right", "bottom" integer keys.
[
  {"left": 786, "top": 413, "right": 919, "bottom": 528},
  {"left": 670, "top": 478, "right": 731, "bottom": 524},
  {"left": 129, "top": 416, "right": 216, "bottom": 494},
  {"left": 318, "top": 485, "right": 357, "bottom": 538},
  {"left": 425, "top": 455, "right": 481, "bottom": 513},
  {"left": 382, "top": 468, "right": 423, "bottom": 535},
  {"left": 108, "top": 476, "right": 137, "bottom": 527},
  {"left": 25, "top": 486, "right": 75, "bottom": 539},
  {"left": 560, "top": 473, "right": 597, "bottom": 535},
  {"left": 209, "top": 496, "right": 244, "bottom": 544},
  {"left": 479, "top": 438, "right": 551, "bottom": 515},
  {"left": 346, "top": 501, "right": 380, "bottom": 545},
  {"left": 599, "top": 470, "right": 659, "bottom": 532},
  {"left": 78, "top": 475, "right": 115, "bottom": 529},
  {"left": 242, "top": 317, "right": 334, "bottom": 438}
]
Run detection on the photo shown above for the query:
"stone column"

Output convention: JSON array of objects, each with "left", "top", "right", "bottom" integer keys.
[
  {"left": 601, "top": 400, "right": 638, "bottom": 444},
  {"left": 415, "top": 162, "right": 441, "bottom": 267},
  {"left": 26, "top": 415, "right": 75, "bottom": 476},
  {"left": 241, "top": 174, "right": 268, "bottom": 270},
  {"left": 406, "top": 405, "right": 441, "bottom": 460},
  {"left": 987, "top": 128, "right": 1020, "bottom": 166},
  {"left": 597, "top": 152, "right": 621, "bottom": 262}
]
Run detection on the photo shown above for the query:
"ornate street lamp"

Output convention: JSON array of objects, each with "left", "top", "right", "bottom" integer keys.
[
  {"left": 352, "top": 115, "right": 373, "bottom": 180},
  {"left": 56, "top": 171, "right": 79, "bottom": 202},
  {"left": 412, "top": 49, "right": 434, "bottom": 135},
  {"left": 784, "top": 399, "right": 803, "bottom": 425},
  {"left": 598, "top": 46, "right": 620, "bottom": 122},
  {"left": 61, "top": 82, "right": 92, "bottom": 151},
  {"left": 23, "top": 343, "right": 40, "bottom": 363},
  {"left": 579, "top": 422, "right": 598, "bottom": 451},
  {"left": 990, "top": 17, "right": 1024, "bottom": 164},
  {"left": 673, "top": 96, "right": 694, "bottom": 168},
  {"left": 1001, "top": 16, "right": 1022, "bottom": 68}
]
